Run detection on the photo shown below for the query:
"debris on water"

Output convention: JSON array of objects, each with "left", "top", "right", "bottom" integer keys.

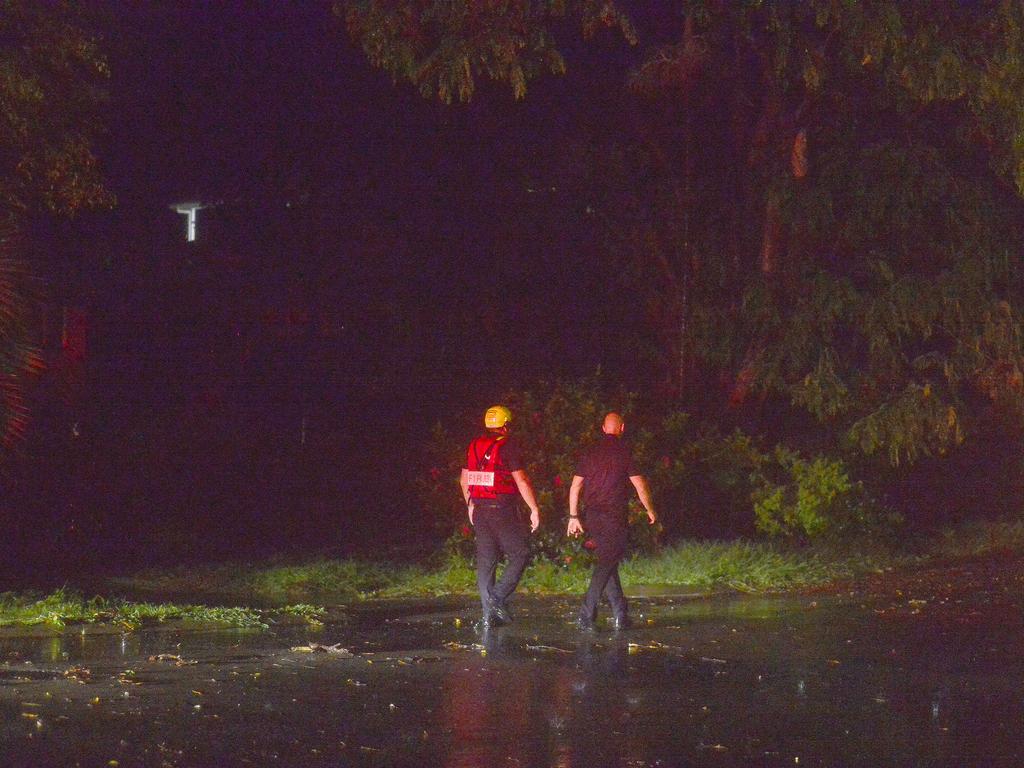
[
  {"left": 117, "top": 670, "right": 141, "bottom": 686},
  {"left": 700, "top": 657, "right": 727, "bottom": 664},
  {"left": 148, "top": 654, "right": 196, "bottom": 666},
  {"left": 289, "top": 643, "right": 353, "bottom": 656},
  {"left": 443, "top": 641, "right": 485, "bottom": 652},
  {"left": 63, "top": 666, "right": 91, "bottom": 682},
  {"left": 627, "top": 641, "right": 675, "bottom": 654},
  {"left": 525, "top": 644, "right": 572, "bottom": 654}
]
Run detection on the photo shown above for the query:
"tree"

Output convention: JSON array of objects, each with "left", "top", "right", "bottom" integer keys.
[
  {"left": 342, "top": 0, "right": 1024, "bottom": 465},
  {"left": 0, "top": 1, "right": 113, "bottom": 218},
  {"left": 0, "top": 0, "right": 113, "bottom": 449},
  {"left": 340, "top": 0, "right": 636, "bottom": 103}
]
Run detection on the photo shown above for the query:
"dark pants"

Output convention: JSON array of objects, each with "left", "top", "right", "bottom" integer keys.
[
  {"left": 580, "top": 516, "right": 629, "bottom": 621},
  {"left": 473, "top": 503, "right": 530, "bottom": 613}
]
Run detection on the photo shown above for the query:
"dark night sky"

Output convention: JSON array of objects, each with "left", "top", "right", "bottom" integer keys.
[{"left": 80, "top": 2, "right": 667, "bottom": 387}]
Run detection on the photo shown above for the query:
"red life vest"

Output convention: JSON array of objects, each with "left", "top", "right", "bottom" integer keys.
[{"left": 466, "top": 434, "right": 517, "bottom": 499}]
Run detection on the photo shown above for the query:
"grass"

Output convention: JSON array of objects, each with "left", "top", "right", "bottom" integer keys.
[
  {"left": 621, "top": 540, "right": 879, "bottom": 592},
  {"left": 111, "top": 559, "right": 414, "bottom": 603},
  {"left": 5, "top": 519, "right": 1024, "bottom": 631},
  {"left": 114, "top": 519, "right": 1024, "bottom": 607},
  {"left": 0, "top": 587, "right": 325, "bottom": 630},
  {"left": 377, "top": 540, "right": 892, "bottom": 597}
]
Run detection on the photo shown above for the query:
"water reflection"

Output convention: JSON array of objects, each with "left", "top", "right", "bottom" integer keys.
[
  {"left": 437, "top": 635, "right": 646, "bottom": 768},
  {"left": 439, "top": 653, "right": 542, "bottom": 766}
]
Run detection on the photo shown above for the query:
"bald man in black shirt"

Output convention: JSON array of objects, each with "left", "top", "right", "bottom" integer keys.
[{"left": 567, "top": 412, "right": 657, "bottom": 631}]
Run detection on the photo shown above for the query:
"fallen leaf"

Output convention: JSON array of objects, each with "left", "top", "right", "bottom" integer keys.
[
  {"left": 290, "top": 643, "right": 353, "bottom": 656},
  {"left": 148, "top": 654, "right": 196, "bottom": 666}
]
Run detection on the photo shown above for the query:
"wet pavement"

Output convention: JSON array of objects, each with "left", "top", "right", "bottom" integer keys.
[{"left": 1, "top": 585, "right": 1023, "bottom": 767}]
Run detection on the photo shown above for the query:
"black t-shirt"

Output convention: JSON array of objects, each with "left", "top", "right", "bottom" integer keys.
[
  {"left": 475, "top": 433, "right": 524, "bottom": 472},
  {"left": 574, "top": 434, "right": 640, "bottom": 515}
]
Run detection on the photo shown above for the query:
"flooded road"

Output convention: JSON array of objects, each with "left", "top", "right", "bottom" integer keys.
[{"left": 1, "top": 585, "right": 1023, "bottom": 767}]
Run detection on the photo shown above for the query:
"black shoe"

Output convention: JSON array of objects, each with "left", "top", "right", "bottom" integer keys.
[
  {"left": 489, "top": 602, "right": 512, "bottom": 626},
  {"left": 612, "top": 615, "right": 632, "bottom": 631},
  {"left": 576, "top": 613, "right": 597, "bottom": 632}
]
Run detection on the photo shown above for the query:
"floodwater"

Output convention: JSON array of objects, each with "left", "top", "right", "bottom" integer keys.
[{"left": 1, "top": 589, "right": 1023, "bottom": 767}]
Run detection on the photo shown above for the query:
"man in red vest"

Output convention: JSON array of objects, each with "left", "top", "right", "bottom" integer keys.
[
  {"left": 567, "top": 412, "right": 657, "bottom": 631},
  {"left": 461, "top": 405, "right": 541, "bottom": 628}
]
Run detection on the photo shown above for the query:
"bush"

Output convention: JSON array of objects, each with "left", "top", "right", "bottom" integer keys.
[{"left": 751, "top": 447, "right": 900, "bottom": 541}]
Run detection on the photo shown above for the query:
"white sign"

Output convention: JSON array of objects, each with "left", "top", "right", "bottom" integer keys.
[{"left": 466, "top": 471, "right": 495, "bottom": 487}]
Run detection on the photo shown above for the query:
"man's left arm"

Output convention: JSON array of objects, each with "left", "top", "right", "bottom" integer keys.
[
  {"left": 629, "top": 475, "right": 657, "bottom": 524},
  {"left": 511, "top": 470, "right": 540, "bottom": 532},
  {"left": 567, "top": 475, "right": 585, "bottom": 536}
]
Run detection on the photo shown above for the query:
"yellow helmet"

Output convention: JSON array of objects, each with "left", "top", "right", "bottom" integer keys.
[{"left": 484, "top": 405, "right": 512, "bottom": 429}]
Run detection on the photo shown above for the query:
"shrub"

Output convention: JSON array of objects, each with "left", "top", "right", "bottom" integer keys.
[{"left": 751, "top": 447, "right": 900, "bottom": 541}]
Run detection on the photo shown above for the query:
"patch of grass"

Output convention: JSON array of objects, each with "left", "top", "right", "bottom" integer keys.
[
  {"left": 276, "top": 603, "right": 327, "bottom": 625},
  {"left": 0, "top": 588, "right": 268, "bottom": 630},
  {"left": 112, "top": 559, "right": 412, "bottom": 604},
  {"left": 621, "top": 540, "right": 888, "bottom": 592},
  {"left": 56, "top": 517, "right": 1024, "bottom": 632},
  {"left": 0, "top": 588, "right": 335, "bottom": 631},
  {"left": 925, "top": 519, "right": 1024, "bottom": 560},
  {"left": 361, "top": 541, "right": 864, "bottom": 597},
  {"left": 240, "top": 560, "right": 406, "bottom": 602},
  {"left": 376, "top": 554, "right": 475, "bottom": 597}
]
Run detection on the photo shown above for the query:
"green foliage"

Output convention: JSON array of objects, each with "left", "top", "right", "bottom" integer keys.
[
  {"left": 0, "top": 2, "right": 114, "bottom": 456},
  {"left": 0, "top": 1, "right": 114, "bottom": 216},
  {"left": 114, "top": 559, "right": 409, "bottom": 604},
  {"left": 0, "top": 588, "right": 270, "bottom": 630},
  {"left": 621, "top": 540, "right": 869, "bottom": 593},
  {"left": 751, "top": 447, "right": 898, "bottom": 541},
  {"left": 378, "top": 551, "right": 476, "bottom": 597},
  {"left": 421, "top": 376, "right": 908, "bottom": 547},
  {"left": 97, "top": 520, "right": 1024, "bottom": 610},
  {"left": 239, "top": 560, "right": 403, "bottom": 602},
  {"left": 647, "top": 426, "right": 767, "bottom": 538},
  {"left": 381, "top": 538, "right": 872, "bottom": 596},
  {"left": 344, "top": 0, "right": 1024, "bottom": 467},
  {"left": 340, "top": 0, "right": 635, "bottom": 103},
  {"left": 847, "top": 384, "right": 964, "bottom": 466}
]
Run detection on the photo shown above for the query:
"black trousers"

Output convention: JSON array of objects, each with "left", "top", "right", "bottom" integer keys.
[
  {"left": 580, "top": 516, "right": 629, "bottom": 621},
  {"left": 473, "top": 503, "right": 530, "bottom": 612}
]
